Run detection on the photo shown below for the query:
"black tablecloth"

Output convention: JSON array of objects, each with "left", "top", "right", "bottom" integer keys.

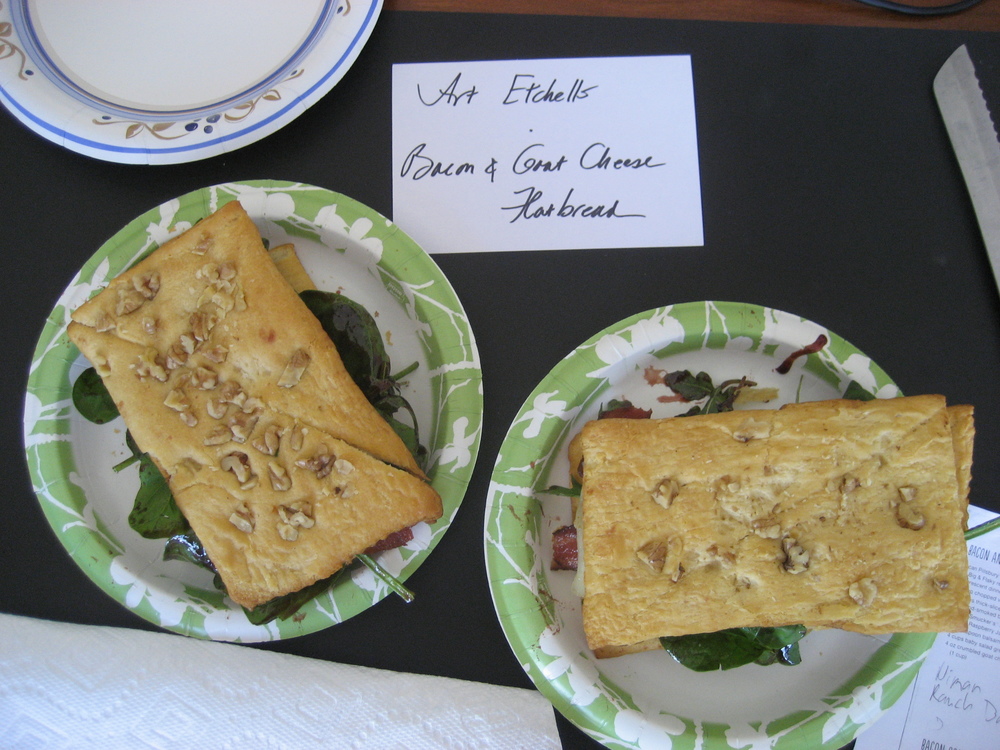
[{"left": 3, "top": 11, "right": 998, "bottom": 749}]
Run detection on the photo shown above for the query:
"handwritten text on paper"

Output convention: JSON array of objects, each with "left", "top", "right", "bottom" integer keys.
[{"left": 391, "top": 57, "right": 704, "bottom": 254}]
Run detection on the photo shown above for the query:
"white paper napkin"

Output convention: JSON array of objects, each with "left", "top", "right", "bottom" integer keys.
[{"left": 0, "top": 613, "right": 561, "bottom": 749}]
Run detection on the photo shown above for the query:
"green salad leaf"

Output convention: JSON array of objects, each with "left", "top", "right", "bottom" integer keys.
[
  {"left": 664, "top": 370, "right": 756, "bottom": 415},
  {"left": 243, "top": 573, "right": 345, "bottom": 626},
  {"left": 660, "top": 625, "right": 807, "bottom": 671},
  {"left": 71, "top": 366, "right": 119, "bottom": 424},
  {"left": 128, "top": 453, "right": 187, "bottom": 539},
  {"left": 842, "top": 380, "right": 877, "bottom": 402},
  {"left": 300, "top": 289, "right": 427, "bottom": 469},
  {"left": 163, "top": 530, "right": 214, "bottom": 570}
]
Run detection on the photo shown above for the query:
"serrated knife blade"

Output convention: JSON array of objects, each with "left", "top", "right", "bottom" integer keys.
[{"left": 934, "top": 44, "right": 1000, "bottom": 292}]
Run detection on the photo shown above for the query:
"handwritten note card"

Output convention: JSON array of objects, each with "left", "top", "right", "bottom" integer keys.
[
  {"left": 856, "top": 505, "right": 1000, "bottom": 750},
  {"left": 391, "top": 56, "right": 704, "bottom": 254}
]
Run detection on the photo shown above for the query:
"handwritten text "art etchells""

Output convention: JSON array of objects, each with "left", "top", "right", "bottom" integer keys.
[{"left": 417, "top": 73, "right": 597, "bottom": 107}]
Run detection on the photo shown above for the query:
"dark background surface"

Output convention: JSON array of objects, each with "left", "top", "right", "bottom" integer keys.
[{"left": 2, "top": 11, "right": 999, "bottom": 749}]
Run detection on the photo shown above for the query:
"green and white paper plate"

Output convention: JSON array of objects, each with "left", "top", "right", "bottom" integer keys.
[
  {"left": 24, "top": 180, "right": 482, "bottom": 642},
  {"left": 485, "top": 301, "right": 934, "bottom": 750}
]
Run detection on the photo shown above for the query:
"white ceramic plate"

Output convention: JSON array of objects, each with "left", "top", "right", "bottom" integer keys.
[
  {"left": 24, "top": 180, "right": 483, "bottom": 642},
  {"left": 485, "top": 301, "right": 934, "bottom": 750},
  {"left": 0, "top": 0, "right": 381, "bottom": 163}
]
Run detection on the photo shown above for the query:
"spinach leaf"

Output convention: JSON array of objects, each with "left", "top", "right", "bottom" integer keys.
[
  {"left": 243, "top": 572, "right": 345, "bottom": 625},
  {"left": 300, "top": 288, "right": 428, "bottom": 469},
  {"left": 72, "top": 367, "right": 119, "bottom": 424},
  {"left": 843, "top": 380, "right": 877, "bottom": 401},
  {"left": 164, "top": 530, "right": 214, "bottom": 571},
  {"left": 544, "top": 483, "right": 581, "bottom": 498},
  {"left": 299, "top": 289, "right": 390, "bottom": 396},
  {"left": 165, "top": 530, "right": 347, "bottom": 624},
  {"left": 382, "top": 407, "right": 427, "bottom": 468},
  {"left": 660, "top": 625, "right": 807, "bottom": 671},
  {"left": 663, "top": 371, "right": 755, "bottom": 415},
  {"left": 128, "top": 453, "right": 187, "bottom": 539}
]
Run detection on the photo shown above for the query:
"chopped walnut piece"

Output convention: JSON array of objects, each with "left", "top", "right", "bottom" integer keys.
[
  {"left": 288, "top": 424, "right": 308, "bottom": 451},
  {"left": 636, "top": 537, "right": 684, "bottom": 581},
  {"left": 229, "top": 506, "right": 254, "bottom": 533},
  {"left": 894, "top": 486, "right": 925, "bottom": 530},
  {"left": 190, "top": 307, "right": 219, "bottom": 342},
  {"left": 141, "top": 317, "right": 158, "bottom": 336},
  {"left": 754, "top": 522, "right": 782, "bottom": 539},
  {"left": 895, "top": 501, "right": 926, "bottom": 530},
  {"left": 133, "top": 272, "right": 161, "bottom": 300},
  {"left": 277, "top": 522, "right": 299, "bottom": 542},
  {"left": 252, "top": 424, "right": 282, "bottom": 456},
  {"left": 278, "top": 504, "right": 315, "bottom": 529},
  {"left": 115, "top": 286, "right": 146, "bottom": 316},
  {"left": 93, "top": 354, "right": 111, "bottom": 377},
  {"left": 849, "top": 577, "right": 878, "bottom": 607},
  {"left": 133, "top": 349, "right": 168, "bottom": 382},
  {"left": 196, "top": 263, "right": 220, "bottom": 282},
  {"left": 202, "top": 344, "right": 228, "bottom": 363},
  {"left": 217, "top": 261, "right": 237, "bottom": 280},
  {"left": 190, "top": 366, "right": 218, "bottom": 390},
  {"left": 277, "top": 349, "right": 311, "bottom": 387},
  {"left": 733, "top": 417, "right": 771, "bottom": 442},
  {"left": 241, "top": 396, "right": 264, "bottom": 415},
  {"left": 209, "top": 289, "right": 238, "bottom": 312},
  {"left": 163, "top": 387, "right": 191, "bottom": 412},
  {"left": 782, "top": 537, "right": 810, "bottom": 574},
  {"left": 94, "top": 312, "right": 116, "bottom": 333},
  {"left": 179, "top": 411, "right": 198, "bottom": 428},
  {"left": 206, "top": 398, "right": 227, "bottom": 420},
  {"left": 228, "top": 411, "right": 260, "bottom": 443},
  {"left": 203, "top": 426, "right": 231, "bottom": 446},
  {"left": 295, "top": 446, "right": 335, "bottom": 478},
  {"left": 335, "top": 458, "right": 355, "bottom": 476},
  {"left": 218, "top": 380, "right": 246, "bottom": 407},
  {"left": 652, "top": 478, "right": 680, "bottom": 509},
  {"left": 166, "top": 342, "right": 189, "bottom": 371},
  {"left": 636, "top": 541, "right": 667, "bottom": 573},
  {"left": 192, "top": 235, "right": 213, "bottom": 255},
  {"left": 267, "top": 461, "right": 292, "bottom": 491},
  {"left": 221, "top": 451, "right": 253, "bottom": 483}
]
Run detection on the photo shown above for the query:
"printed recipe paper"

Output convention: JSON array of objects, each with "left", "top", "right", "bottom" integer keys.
[
  {"left": 856, "top": 505, "right": 1000, "bottom": 750},
  {"left": 392, "top": 56, "right": 704, "bottom": 254}
]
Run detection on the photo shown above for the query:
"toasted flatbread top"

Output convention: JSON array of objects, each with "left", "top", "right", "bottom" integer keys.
[
  {"left": 579, "top": 395, "right": 972, "bottom": 657},
  {"left": 68, "top": 201, "right": 440, "bottom": 608}
]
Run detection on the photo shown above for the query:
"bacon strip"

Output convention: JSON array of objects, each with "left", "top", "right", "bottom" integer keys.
[
  {"left": 365, "top": 526, "right": 414, "bottom": 554},
  {"left": 551, "top": 525, "right": 579, "bottom": 570},
  {"left": 776, "top": 334, "right": 828, "bottom": 374}
]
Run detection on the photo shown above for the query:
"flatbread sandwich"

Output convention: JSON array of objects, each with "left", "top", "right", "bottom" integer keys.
[
  {"left": 573, "top": 395, "right": 973, "bottom": 659},
  {"left": 67, "top": 201, "right": 442, "bottom": 611}
]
